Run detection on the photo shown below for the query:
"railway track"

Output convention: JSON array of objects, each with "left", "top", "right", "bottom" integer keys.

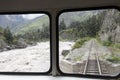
[{"left": 83, "top": 40, "right": 108, "bottom": 75}]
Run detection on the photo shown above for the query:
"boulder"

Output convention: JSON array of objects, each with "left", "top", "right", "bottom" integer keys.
[
  {"left": 61, "top": 50, "right": 70, "bottom": 57},
  {"left": 17, "top": 38, "right": 27, "bottom": 48},
  {"left": 0, "top": 39, "right": 7, "bottom": 49},
  {"left": 29, "top": 41, "right": 37, "bottom": 46},
  {"left": 5, "top": 46, "right": 12, "bottom": 50},
  {"left": 99, "top": 9, "right": 120, "bottom": 43}
]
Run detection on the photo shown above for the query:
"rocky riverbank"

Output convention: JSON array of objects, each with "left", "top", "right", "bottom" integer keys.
[{"left": 0, "top": 38, "right": 37, "bottom": 52}]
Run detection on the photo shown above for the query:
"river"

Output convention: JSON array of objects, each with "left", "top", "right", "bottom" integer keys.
[{"left": 0, "top": 41, "right": 74, "bottom": 72}]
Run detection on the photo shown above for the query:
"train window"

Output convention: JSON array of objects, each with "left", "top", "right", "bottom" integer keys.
[
  {"left": 58, "top": 8, "right": 120, "bottom": 76},
  {"left": 0, "top": 13, "right": 51, "bottom": 73}
]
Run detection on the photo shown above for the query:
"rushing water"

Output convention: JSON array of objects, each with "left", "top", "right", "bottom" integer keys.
[
  {"left": 0, "top": 41, "right": 74, "bottom": 72},
  {"left": 0, "top": 42, "right": 50, "bottom": 72}
]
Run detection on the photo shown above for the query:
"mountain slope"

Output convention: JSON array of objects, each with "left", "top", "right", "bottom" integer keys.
[
  {"left": 99, "top": 9, "right": 120, "bottom": 43},
  {"left": 0, "top": 15, "right": 27, "bottom": 30},
  {"left": 59, "top": 10, "right": 102, "bottom": 26},
  {"left": 16, "top": 15, "right": 49, "bottom": 35}
]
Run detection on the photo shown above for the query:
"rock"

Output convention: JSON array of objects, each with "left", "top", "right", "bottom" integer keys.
[
  {"left": 25, "top": 62, "right": 29, "bottom": 65},
  {"left": 61, "top": 50, "right": 70, "bottom": 57},
  {"left": 99, "top": 9, "right": 120, "bottom": 43},
  {"left": 0, "top": 39, "right": 7, "bottom": 48},
  {"left": 29, "top": 42, "right": 37, "bottom": 46},
  {"left": 17, "top": 38, "right": 27, "bottom": 48},
  {"left": 0, "top": 49, "right": 3, "bottom": 52},
  {"left": 11, "top": 45, "right": 16, "bottom": 49},
  {"left": 3, "top": 48, "right": 8, "bottom": 51},
  {"left": 60, "top": 30, "right": 76, "bottom": 40},
  {"left": 5, "top": 46, "right": 12, "bottom": 50}
]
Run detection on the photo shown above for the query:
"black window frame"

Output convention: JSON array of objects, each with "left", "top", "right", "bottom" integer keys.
[
  {"left": 0, "top": 11, "right": 52, "bottom": 75},
  {"left": 56, "top": 6, "right": 120, "bottom": 79}
]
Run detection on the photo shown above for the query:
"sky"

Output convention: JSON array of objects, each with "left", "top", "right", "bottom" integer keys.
[{"left": 22, "top": 14, "right": 44, "bottom": 20}]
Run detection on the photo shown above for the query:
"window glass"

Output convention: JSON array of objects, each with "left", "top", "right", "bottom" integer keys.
[
  {"left": 0, "top": 13, "right": 50, "bottom": 72},
  {"left": 59, "top": 9, "right": 120, "bottom": 76}
]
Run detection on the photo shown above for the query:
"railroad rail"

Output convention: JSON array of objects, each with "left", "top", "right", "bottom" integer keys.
[{"left": 83, "top": 40, "right": 106, "bottom": 75}]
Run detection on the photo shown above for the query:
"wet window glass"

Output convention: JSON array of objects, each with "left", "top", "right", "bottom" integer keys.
[
  {"left": 0, "top": 13, "right": 50, "bottom": 72},
  {"left": 59, "top": 9, "right": 120, "bottom": 76}
]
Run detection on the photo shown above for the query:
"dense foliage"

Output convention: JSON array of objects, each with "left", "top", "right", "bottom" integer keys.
[
  {"left": 59, "top": 19, "right": 66, "bottom": 32},
  {"left": 17, "top": 24, "right": 50, "bottom": 43},
  {"left": 72, "top": 37, "right": 91, "bottom": 50},
  {"left": 0, "top": 23, "right": 50, "bottom": 46},
  {"left": 3, "top": 27, "right": 14, "bottom": 44},
  {"left": 59, "top": 11, "right": 106, "bottom": 41}
]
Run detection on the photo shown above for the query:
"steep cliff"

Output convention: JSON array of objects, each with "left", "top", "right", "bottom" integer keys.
[{"left": 99, "top": 9, "right": 120, "bottom": 43}]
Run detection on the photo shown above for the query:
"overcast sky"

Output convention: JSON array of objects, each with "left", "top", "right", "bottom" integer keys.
[{"left": 22, "top": 14, "right": 44, "bottom": 20}]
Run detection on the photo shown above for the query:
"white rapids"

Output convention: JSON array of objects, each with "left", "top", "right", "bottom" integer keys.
[
  {"left": 0, "top": 41, "right": 74, "bottom": 72},
  {"left": 0, "top": 42, "right": 50, "bottom": 72}
]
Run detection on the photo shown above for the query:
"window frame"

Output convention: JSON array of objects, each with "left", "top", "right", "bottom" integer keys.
[
  {"left": 0, "top": 11, "right": 52, "bottom": 75},
  {"left": 56, "top": 6, "right": 120, "bottom": 79}
]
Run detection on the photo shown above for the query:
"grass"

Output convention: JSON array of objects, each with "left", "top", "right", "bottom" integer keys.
[
  {"left": 94, "top": 35, "right": 120, "bottom": 64},
  {"left": 73, "top": 55, "right": 83, "bottom": 61},
  {"left": 60, "top": 29, "right": 74, "bottom": 34},
  {"left": 106, "top": 54, "right": 120, "bottom": 63},
  {"left": 114, "top": 44, "right": 120, "bottom": 49},
  {"left": 101, "top": 42, "right": 120, "bottom": 64},
  {"left": 72, "top": 37, "right": 91, "bottom": 50},
  {"left": 102, "top": 40, "right": 112, "bottom": 46},
  {"left": 101, "top": 54, "right": 109, "bottom": 60}
]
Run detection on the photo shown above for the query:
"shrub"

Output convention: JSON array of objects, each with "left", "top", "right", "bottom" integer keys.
[
  {"left": 73, "top": 55, "right": 83, "bottom": 61},
  {"left": 72, "top": 37, "right": 91, "bottom": 50},
  {"left": 107, "top": 56, "right": 120, "bottom": 63},
  {"left": 106, "top": 54, "right": 120, "bottom": 63},
  {"left": 13, "top": 38, "right": 18, "bottom": 44},
  {"left": 114, "top": 44, "right": 120, "bottom": 49},
  {"left": 102, "top": 40, "right": 112, "bottom": 46},
  {"left": 61, "top": 50, "right": 70, "bottom": 57}
]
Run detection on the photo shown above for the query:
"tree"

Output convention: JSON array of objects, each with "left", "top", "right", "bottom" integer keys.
[
  {"left": 66, "top": 11, "right": 105, "bottom": 39},
  {"left": 59, "top": 19, "right": 66, "bottom": 32},
  {"left": 4, "top": 26, "right": 13, "bottom": 44},
  {"left": 0, "top": 26, "right": 3, "bottom": 33}
]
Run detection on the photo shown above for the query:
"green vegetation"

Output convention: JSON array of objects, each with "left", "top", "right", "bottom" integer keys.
[
  {"left": 0, "top": 26, "right": 16, "bottom": 45},
  {"left": 102, "top": 40, "right": 112, "bottom": 46},
  {"left": 15, "top": 15, "right": 50, "bottom": 43},
  {"left": 101, "top": 53, "right": 110, "bottom": 60},
  {"left": 59, "top": 19, "right": 66, "bottom": 32},
  {"left": 62, "top": 51, "right": 69, "bottom": 57},
  {"left": 0, "top": 27, "right": 4, "bottom": 39},
  {"left": 59, "top": 11, "right": 106, "bottom": 41},
  {"left": 17, "top": 15, "right": 49, "bottom": 35},
  {"left": 60, "top": 28, "right": 73, "bottom": 34},
  {"left": 0, "top": 26, "right": 3, "bottom": 32},
  {"left": 114, "top": 44, "right": 120, "bottom": 49},
  {"left": 106, "top": 54, "right": 120, "bottom": 63},
  {"left": 72, "top": 37, "right": 91, "bottom": 50},
  {"left": 0, "top": 15, "right": 50, "bottom": 47},
  {"left": 73, "top": 55, "right": 83, "bottom": 61},
  {"left": 0, "top": 15, "right": 50, "bottom": 51},
  {"left": 18, "top": 24, "right": 50, "bottom": 42},
  {"left": 3, "top": 27, "right": 14, "bottom": 44}
]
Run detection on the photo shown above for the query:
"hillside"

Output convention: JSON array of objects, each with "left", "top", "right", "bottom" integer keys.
[
  {"left": 0, "top": 14, "right": 49, "bottom": 35},
  {"left": 16, "top": 15, "right": 49, "bottom": 35},
  {"left": 0, "top": 14, "right": 50, "bottom": 52},
  {"left": 0, "top": 15, "right": 28, "bottom": 31},
  {"left": 59, "top": 10, "right": 105, "bottom": 40},
  {"left": 59, "top": 9, "right": 120, "bottom": 44},
  {"left": 99, "top": 9, "right": 120, "bottom": 44},
  {"left": 59, "top": 10, "right": 102, "bottom": 27}
]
